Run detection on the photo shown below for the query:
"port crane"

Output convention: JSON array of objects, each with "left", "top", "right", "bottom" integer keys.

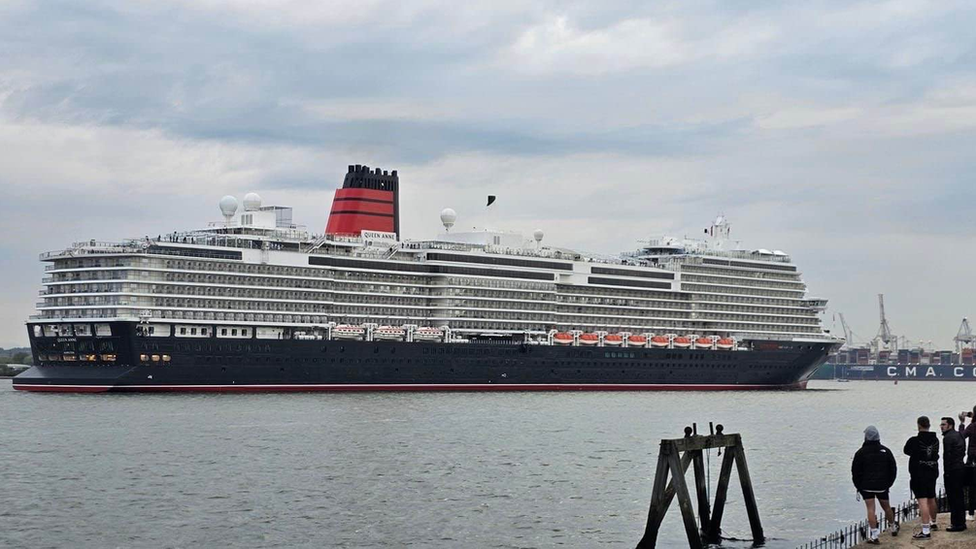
[
  {"left": 872, "top": 293, "right": 897, "bottom": 353},
  {"left": 956, "top": 318, "right": 974, "bottom": 353},
  {"left": 837, "top": 313, "right": 856, "bottom": 348}
]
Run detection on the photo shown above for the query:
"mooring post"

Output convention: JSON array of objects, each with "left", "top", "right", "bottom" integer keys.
[
  {"left": 703, "top": 446, "right": 735, "bottom": 543},
  {"left": 638, "top": 443, "right": 674, "bottom": 548},
  {"left": 732, "top": 440, "right": 765, "bottom": 544},
  {"left": 638, "top": 427, "right": 763, "bottom": 549},
  {"left": 638, "top": 444, "right": 695, "bottom": 548},
  {"left": 666, "top": 444, "right": 703, "bottom": 549},
  {"left": 691, "top": 449, "right": 711, "bottom": 534}
]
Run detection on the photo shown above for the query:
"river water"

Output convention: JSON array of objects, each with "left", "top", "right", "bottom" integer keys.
[{"left": 2, "top": 379, "right": 974, "bottom": 548}]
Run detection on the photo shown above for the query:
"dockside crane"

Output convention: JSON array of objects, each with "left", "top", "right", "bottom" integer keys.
[
  {"left": 873, "top": 293, "right": 897, "bottom": 353},
  {"left": 956, "top": 317, "right": 974, "bottom": 353},
  {"left": 838, "top": 313, "right": 855, "bottom": 348}
]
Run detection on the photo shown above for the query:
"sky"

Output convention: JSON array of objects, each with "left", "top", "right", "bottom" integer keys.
[{"left": 1, "top": 0, "right": 975, "bottom": 349}]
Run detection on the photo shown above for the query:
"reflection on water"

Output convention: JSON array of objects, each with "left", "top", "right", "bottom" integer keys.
[{"left": 2, "top": 380, "right": 973, "bottom": 548}]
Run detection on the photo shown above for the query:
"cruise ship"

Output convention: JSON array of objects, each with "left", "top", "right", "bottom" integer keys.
[{"left": 14, "top": 165, "right": 839, "bottom": 392}]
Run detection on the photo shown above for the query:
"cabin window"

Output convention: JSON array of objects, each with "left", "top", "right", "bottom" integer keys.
[{"left": 221, "top": 328, "right": 228, "bottom": 336}]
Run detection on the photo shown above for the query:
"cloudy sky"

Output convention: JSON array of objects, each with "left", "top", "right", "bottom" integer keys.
[{"left": 1, "top": 0, "right": 974, "bottom": 349}]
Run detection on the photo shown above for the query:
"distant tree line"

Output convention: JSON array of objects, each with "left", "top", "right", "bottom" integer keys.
[{"left": 0, "top": 347, "right": 33, "bottom": 365}]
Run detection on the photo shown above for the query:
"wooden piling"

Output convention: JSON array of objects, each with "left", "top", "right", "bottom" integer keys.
[{"left": 637, "top": 429, "right": 764, "bottom": 548}]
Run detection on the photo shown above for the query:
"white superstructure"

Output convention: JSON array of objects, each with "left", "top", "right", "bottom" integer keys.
[{"left": 34, "top": 200, "right": 831, "bottom": 345}]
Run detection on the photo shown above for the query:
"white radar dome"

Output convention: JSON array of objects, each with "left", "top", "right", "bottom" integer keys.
[
  {"left": 243, "top": 192, "right": 262, "bottom": 211},
  {"left": 533, "top": 229, "right": 544, "bottom": 243},
  {"left": 440, "top": 208, "right": 457, "bottom": 232},
  {"left": 219, "top": 195, "right": 239, "bottom": 218}
]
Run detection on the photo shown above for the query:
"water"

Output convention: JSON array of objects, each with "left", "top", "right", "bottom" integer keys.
[{"left": 1, "top": 379, "right": 973, "bottom": 549}]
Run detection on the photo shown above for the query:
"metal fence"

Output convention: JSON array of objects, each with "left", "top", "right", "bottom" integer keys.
[{"left": 796, "top": 492, "right": 947, "bottom": 549}]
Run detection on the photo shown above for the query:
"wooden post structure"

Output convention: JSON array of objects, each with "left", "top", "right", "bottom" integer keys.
[{"left": 636, "top": 427, "right": 764, "bottom": 549}]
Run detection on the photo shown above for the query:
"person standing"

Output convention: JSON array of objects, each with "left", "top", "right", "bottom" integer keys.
[
  {"left": 961, "top": 407, "right": 976, "bottom": 519},
  {"left": 853, "top": 425, "right": 898, "bottom": 543},
  {"left": 941, "top": 416, "right": 967, "bottom": 531},
  {"left": 905, "top": 416, "right": 940, "bottom": 539}
]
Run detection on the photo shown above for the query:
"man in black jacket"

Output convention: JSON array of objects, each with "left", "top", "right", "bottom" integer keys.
[
  {"left": 961, "top": 407, "right": 976, "bottom": 519},
  {"left": 853, "top": 425, "right": 898, "bottom": 543},
  {"left": 941, "top": 416, "right": 967, "bottom": 531},
  {"left": 905, "top": 416, "right": 940, "bottom": 538}
]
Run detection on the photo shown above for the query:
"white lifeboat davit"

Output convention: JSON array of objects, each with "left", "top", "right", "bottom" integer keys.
[
  {"left": 333, "top": 324, "right": 365, "bottom": 340},
  {"left": 578, "top": 333, "right": 600, "bottom": 346},
  {"left": 374, "top": 326, "right": 406, "bottom": 340},
  {"left": 604, "top": 334, "right": 624, "bottom": 346},
  {"left": 553, "top": 332, "right": 574, "bottom": 345}
]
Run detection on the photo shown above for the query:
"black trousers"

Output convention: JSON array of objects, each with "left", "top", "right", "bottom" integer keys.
[
  {"left": 945, "top": 469, "right": 967, "bottom": 528},
  {"left": 967, "top": 466, "right": 976, "bottom": 514}
]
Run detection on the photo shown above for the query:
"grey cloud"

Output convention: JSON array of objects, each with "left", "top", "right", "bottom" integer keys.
[{"left": 1, "top": 0, "right": 976, "bottom": 347}]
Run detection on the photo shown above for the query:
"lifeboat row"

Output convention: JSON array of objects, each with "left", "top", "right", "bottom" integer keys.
[
  {"left": 332, "top": 325, "right": 444, "bottom": 341},
  {"left": 552, "top": 332, "right": 736, "bottom": 349}
]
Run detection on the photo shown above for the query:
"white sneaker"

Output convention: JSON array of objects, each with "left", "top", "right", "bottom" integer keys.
[{"left": 891, "top": 522, "right": 900, "bottom": 536}]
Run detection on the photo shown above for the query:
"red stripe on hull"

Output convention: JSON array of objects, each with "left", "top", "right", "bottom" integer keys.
[
  {"left": 13, "top": 384, "right": 111, "bottom": 393},
  {"left": 13, "top": 382, "right": 807, "bottom": 393}
]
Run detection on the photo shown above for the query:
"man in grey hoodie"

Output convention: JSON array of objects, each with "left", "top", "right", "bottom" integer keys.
[{"left": 852, "top": 425, "right": 898, "bottom": 543}]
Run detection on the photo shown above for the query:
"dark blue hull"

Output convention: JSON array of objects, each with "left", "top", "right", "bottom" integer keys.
[{"left": 16, "top": 322, "right": 833, "bottom": 392}]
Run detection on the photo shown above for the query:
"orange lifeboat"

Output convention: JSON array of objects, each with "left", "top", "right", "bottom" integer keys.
[
  {"left": 604, "top": 334, "right": 624, "bottom": 346},
  {"left": 374, "top": 326, "right": 406, "bottom": 340},
  {"left": 553, "top": 332, "right": 574, "bottom": 345},
  {"left": 333, "top": 324, "right": 365, "bottom": 339},
  {"left": 579, "top": 333, "right": 600, "bottom": 346},
  {"left": 695, "top": 337, "right": 714, "bottom": 348},
  {"left": 413, "top": 327, "right": 444, "bottom": 341},
  {"left": 628, "top": 335, "right": 648, "bottom": 347},
  {"left": 650, "top": 335, "right": 670, "bottom": 348},
  {"left": 716, "top": 338, "right": 735, "bottom": 350},
  {"left": 672, "top": 336, "right": 692, "bottom": 348}
]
